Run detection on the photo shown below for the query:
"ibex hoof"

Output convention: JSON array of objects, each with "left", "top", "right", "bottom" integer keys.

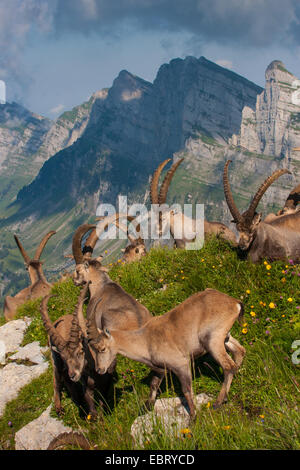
[{"left": 55, "top": 407, "right": 65, "bottom": 416}]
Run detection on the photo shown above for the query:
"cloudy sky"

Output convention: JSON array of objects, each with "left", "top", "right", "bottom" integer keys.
[{"left": 1, "top": 0, "right": 300, "bottom": 118}]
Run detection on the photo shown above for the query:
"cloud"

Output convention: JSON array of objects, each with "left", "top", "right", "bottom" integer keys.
[
  {"left": 1, "top": 0, "right": 300, "bottom": 104},
  {"left": 49, "top": 103, "right": 65, "bottom": 115},
  {"left": 216, "top": 60, "right": 233, "bottom": 70}
]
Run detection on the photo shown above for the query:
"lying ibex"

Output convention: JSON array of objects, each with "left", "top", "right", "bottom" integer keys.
[
  {"left": 41, "top": 284, "right": 112, "bottom": 418},
  {"left": 68, "top": 214, "right": 146, "bottom": 265},
  {"left": 223, "top": 160, "right": 300, "bottom": 263},
  {"left": 4, "top": 231, "right": 56, "bottom": 320},
  {"left": 150, "top": 158, "right": 237, "bottom": 247},
  {"left": 88, "top": 288, "right": 245, "bottom": 419},
  {"left": 264, "top": 182, "right": 300, "bottom": 223}
]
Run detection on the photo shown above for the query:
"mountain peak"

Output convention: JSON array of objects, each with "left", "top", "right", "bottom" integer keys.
[{"left": 265, "top": 60, "right": 294, "bottom": 78}]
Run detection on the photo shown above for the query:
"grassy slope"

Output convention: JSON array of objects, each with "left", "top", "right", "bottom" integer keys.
[{"left": 0, "top": 237, "right": 299, "bottom": 450}]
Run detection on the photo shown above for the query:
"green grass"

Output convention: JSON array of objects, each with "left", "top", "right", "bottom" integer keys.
[{"left": 0, "top": 237, "right": 299, "bottom": 450}]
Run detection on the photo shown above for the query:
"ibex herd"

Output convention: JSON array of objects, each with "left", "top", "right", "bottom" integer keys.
[{"left": 2, "top": 153, "right": 300, "bottom": 437}]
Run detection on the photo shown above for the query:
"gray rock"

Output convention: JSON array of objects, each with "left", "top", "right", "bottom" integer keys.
[
  {"left": 0, "top": 318, "right": 32, "bottom": 355},
  {"left": 131, "top": 393, "right": 211, "bottom": 448},
  {"left": 10, "top": 342, "right": 49, "bottom": 365},
  {"left": 15, "top": 405, "right": 73, "bottom": 450},
  {"left": 0, "top": 361, "right": 48, "bottom": 417}
]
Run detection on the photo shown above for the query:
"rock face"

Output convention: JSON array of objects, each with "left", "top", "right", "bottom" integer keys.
[
  {"left": 131, "top": 393, "right": 211, "bottom": 448},
  {"left": 15, "top": 406, "right": 73, "bottom": 450},
  {"left": 230, "top": 60, "right": 300, "bottom": 161},
  {"left": 15, "top": 56, "right": 262, "bottom": 218},
  {"left": 0, "top": 318, "right": 49, "bottom": 417}
]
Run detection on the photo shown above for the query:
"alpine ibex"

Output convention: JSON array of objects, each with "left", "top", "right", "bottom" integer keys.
[
  {"left": 41, "top": 283, "right": 112, "bottom": 418},
  {"left": 4, "top": 231, "right": 56, "bottom": 320},
  {"left": 71, "top": 222, "right": 163, "bottom": 400},
  {"left": 150, "top": 158, "right": 237, "bottom": 247},
  {"left": 88, "top": 288, "right": 245, "bottom": 419},
  {"left": 223, "top": 160, "right": 300, "bottom": 263}
]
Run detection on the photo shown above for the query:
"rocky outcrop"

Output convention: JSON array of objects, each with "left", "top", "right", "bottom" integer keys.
[
  {"left": 230, "top": 60, "right": 300, "bottom": 163},
  {"left": 0, "top": 318, "right": 49, "bottom": 417},
  {"left": 15, "top": 406, "right": 73, "bottom": 450},
  {"left": 131, "top": 393, "right": 211, "bottom": 448}
]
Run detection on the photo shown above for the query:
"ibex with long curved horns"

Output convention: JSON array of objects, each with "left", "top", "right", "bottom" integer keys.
[
  {"left": 41, "top": 283, "right": 112, "bottom": 418},
  {"left": 150, "top": 158, "right": 237, "bottom": 247},
  {"left": 3, "top": 231, "right": 56, "bottom": 320},
  {"left": 223, "top": 160, "right": 300, "bottom": 263}
]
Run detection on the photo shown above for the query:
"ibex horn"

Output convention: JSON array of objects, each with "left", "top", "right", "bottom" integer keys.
[
  {"left": 14, "top": 235, "right": 31, "bottom": 264},
  {"left": 244, "top": 168, "right": 291, "bottom": 223},
  {"left": 223, "top": 160, "right": 242, "bottom": 224},
  {"left": 34, "top": 231, "right": 56, "bottom": 261},
  {"left": 40, "top": 296, "right": 67, "bottom": 352},
  {"left": 150, "top": 159, "right": 171, "bottom": 204},
  {"left": 158, "top": 158, "right": 184, "bottom": 205}
]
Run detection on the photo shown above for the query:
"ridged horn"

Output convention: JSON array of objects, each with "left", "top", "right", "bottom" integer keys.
[
  {"left": 244, "top": 168, "right": 291, "bottom": 222},
  {"left": 72, "top": 225, "right": 96, "bottom": 264},
  {"left": 158, "top": 158, "right": 184, "bottom": 205},
  {"left": 47, "top": 432, "right": 91, "bottom": 450},
  {"left": 34, "top": 231, "right": 56, "bottom": 260},
  {"left": 68, "top": 283, "right": 89, "bottom": 350},
  {"left": 86, "top": 307, "right": 100, "bottom": 343},
  {"left": 14, "top": 235, "right": 31, "bottom": 264},
  {"left": 150, "top": 159, "right": 171, "bottom": 204},
  {"left": 40, "top": 296, "right": 67, "bottom": 352},
  {"left": 223, "top": 160, "right": 242, "bottom": 223}
]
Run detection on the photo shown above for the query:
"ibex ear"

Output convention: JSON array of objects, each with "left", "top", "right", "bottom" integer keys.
[
  {"left": 100, "top": 266, "right": 109, "bottom": 272},
  {"left": 51, "top": 345, "right": 60, "bottom": 354},
  {"left": 253, "top": 212, "right": 262, "bottom": 226},
  {"left": 104, "top": 328, "right": 111, "bottom": 339},
  {"left": 120, "top": 248, "right": 126, "bottom": 253}
]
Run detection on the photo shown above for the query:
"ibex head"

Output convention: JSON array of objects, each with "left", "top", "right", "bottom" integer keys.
[
  {"left": 14, "top": 231, "right": 56, "bottom": 281},
  {"left": 86, "top": 314, "right": 116, "bottom": 375},
  {"left": 116, "top": 218, "right": 146, "bottom": 262},
  {"left": 40, "top": 284, "right": 89, "bottom": 382},
  {"left": 223, "top": 160, "right": 291, "bottom": 250}
]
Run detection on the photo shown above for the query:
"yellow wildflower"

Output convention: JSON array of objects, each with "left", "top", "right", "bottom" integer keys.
[
  {"left": 246, "top": 289, "right": 251, "bottom": 294},
  {"left": 243, "top": 322, "right": 248, "bottom": 327},
  {"left": 281, "top": 278, "right": 286, "bottom": 283},
  {"left": 269, "top": 302, "right": 275, "bottom": 309},
  {"left": 259, "top": 414, "right": 265, "bottom": 419},
  {"left": 242, "top": 328, "right": 248, "bottom": 334},
  {"left": 266, "top": 264, "right": 271, "bottom": 270},
  {"left": 223, "top": 425, "right": 231, "bottom": 430},
  {"left": 87, "top": 414, "right": 92, "bottom": 421},
  {"left": 206, "top": 402, "right": 211, "bottom": 408},
  {"left": 263, "top": 261, "right": 268, "bottom": 265},
  {"left": 180, "top": 428, "right": 192, "bottom": 435},
  {"left": 250, "top": 311, "right": 256, "bottom": 317},
  {"left": 287, "top": 297, "right": 293, "bottom": 302}
]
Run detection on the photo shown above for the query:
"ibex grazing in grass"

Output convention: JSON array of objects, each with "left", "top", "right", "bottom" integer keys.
[
  {"left": 41, "top": 284, "right": 112, "bottom": 418},
  {"left": 151, "top": 158, "right": 237, "bottom": 247},
  {"left": 88, "top": 288, "right": 245, "bottom": 419},
  {"left": 4, "top": 231, "right": 56, "bottom": 320},
  {"left": 223, "top": 160, "right": 300, "bottom": 263}
]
